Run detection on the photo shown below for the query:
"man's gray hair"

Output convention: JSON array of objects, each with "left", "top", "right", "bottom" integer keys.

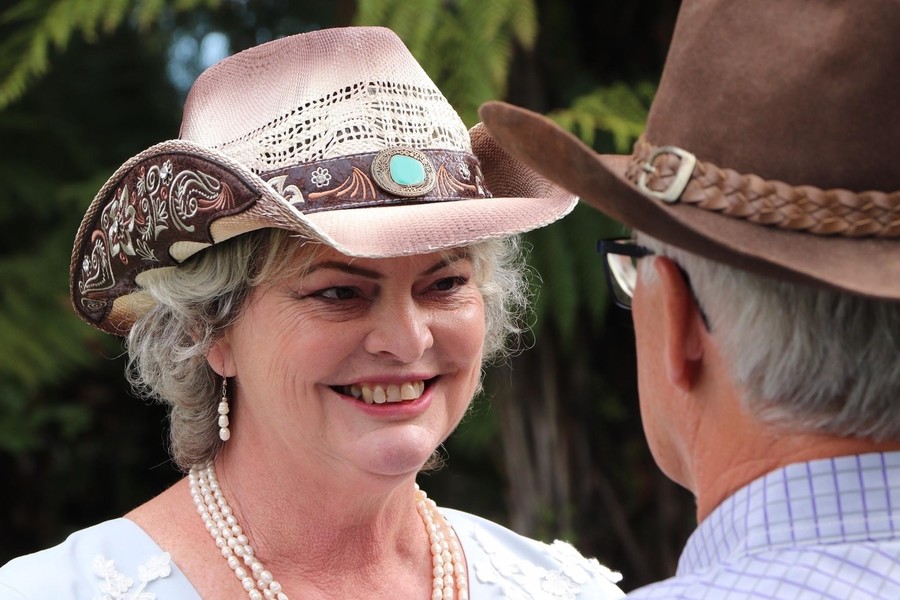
[
  {"left": 125, "top": 229, "right": 529, "bottom": 470},
  {"left": 639, "top": 234, "right": 900, "bottom": 441}
]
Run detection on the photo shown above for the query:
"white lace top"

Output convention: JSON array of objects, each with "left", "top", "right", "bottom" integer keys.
[{"left": 0, "top": 508, "right": 623, "bottom": 599}]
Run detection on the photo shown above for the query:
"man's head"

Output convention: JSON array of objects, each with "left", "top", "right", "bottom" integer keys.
[
  {"left": 479, "top": 0, "right": 900, "bottom": 512},
  {"left": 636, "top": 237, "right": 900, "bottom": 441}
]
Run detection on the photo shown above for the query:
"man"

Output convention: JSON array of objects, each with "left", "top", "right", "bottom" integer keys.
[{"left": 479, "top": 0, "right": 900, "bottom": 597}]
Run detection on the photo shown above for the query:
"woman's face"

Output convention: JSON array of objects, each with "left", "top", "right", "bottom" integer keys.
[{"left": 210, "top": 245, "right": 486, "bottom": 480}]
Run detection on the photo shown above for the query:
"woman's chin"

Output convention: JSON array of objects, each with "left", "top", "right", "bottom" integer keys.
[{"left": 351, "top": 432, "right": 440, "bottom": 478}]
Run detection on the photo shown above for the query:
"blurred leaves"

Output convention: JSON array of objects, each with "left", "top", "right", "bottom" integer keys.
[
  {"left": 0, "top": 0, "right": 221, "bottom": 108},
  {"left": 526, "top": 205, "right": 630, "bottom": 348},
  {"left": 550, "top": 81, "right": 654, "bottom": 152},
  {"left": 0, "top": 22, "right": 180, "bottom": 459},
  {"left": 355, "top": 0, "right": 537, "bottom": 125}
]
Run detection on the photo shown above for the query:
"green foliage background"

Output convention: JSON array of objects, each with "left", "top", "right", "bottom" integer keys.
[{"left": 0, "top": 0, "right": 693, "bottom": 590}]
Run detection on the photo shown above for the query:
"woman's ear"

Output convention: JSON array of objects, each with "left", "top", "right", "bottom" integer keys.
[
  {"left": 654, "top": 257, "right": 705, "bottom": 391},
  {"left": 206, "top": 338, "right": 237, "bottom": 378}
]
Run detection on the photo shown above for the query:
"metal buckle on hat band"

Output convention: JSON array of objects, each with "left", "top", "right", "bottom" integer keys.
[{"left": 637, "top": 145, "right": 697, "bottom": 203}]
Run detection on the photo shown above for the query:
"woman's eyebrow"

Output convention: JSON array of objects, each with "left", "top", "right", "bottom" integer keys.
[
  {"left": 306, "top": 261, "right": 383, "bottom": 279},
  {"left": 305, "top": 252, "right": 471, "bottom": 279},
  {"left": 422, "top": 252, "right": 469, "bottom": 276}
]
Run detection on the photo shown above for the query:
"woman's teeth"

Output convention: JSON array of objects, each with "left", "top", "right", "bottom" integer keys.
[{"left": 344, "top": 381, "right": 426, "bottom": 404}]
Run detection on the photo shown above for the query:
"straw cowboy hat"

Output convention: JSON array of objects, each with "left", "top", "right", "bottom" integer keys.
[
  {"left": 479, "top": 0, "right": 900, "bottom": 299},
  {"left": 70, "top": 26, "right": 576, "bottom": 335}
]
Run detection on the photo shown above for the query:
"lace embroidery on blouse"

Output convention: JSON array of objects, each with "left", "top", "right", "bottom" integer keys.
[
  {"left": 470, "top": 528, "right": 622, "bottom": 599},
  {"left": 92, "top": 553, "right": 172, "bottom": 600}
]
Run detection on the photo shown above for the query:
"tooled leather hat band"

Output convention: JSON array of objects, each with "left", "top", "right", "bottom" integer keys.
[
  {"left": 262, "top": 148, "right": 487, "bottom": 211},
  {"left": 626, "top": 136, "right": 900, "bottom": 238}
]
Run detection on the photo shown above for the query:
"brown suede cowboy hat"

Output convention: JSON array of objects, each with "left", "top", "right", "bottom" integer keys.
[
  {"left": 479, "top": 0, "right": 900, "bottom": 299},
  {"left": 70, "top": 27, "right": 576, "bottom": 335}
]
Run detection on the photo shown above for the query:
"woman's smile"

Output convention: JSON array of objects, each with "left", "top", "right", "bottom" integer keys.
[{"left": 333, "top": 379, "right": 429, "bottom": 404}]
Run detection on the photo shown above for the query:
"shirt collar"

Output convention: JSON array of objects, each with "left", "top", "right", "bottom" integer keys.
[{"left": 677, "top": 451, "right": 900, "bottom": 575}]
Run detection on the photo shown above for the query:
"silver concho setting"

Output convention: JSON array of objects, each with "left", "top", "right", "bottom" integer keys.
[{"left": 370, "top": 147, "right": 436, "bottom": 197}]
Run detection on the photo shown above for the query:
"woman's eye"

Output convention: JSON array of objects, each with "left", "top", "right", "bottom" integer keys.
[
  {"left": 316, "top": 286, "right": 359, "bottom": 300},
  {"left": 432, "top": 276, "right": 468, "bottom": 292}
]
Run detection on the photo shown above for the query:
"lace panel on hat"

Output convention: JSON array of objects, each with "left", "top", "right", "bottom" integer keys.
[{"left": 217, "top": 80, "right": 471, "bottom": 173}]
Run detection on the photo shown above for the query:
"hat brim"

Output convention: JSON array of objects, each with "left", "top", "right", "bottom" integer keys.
[
  {"left": 478, "top": 101, "right": 900, "bottom": 300},
  {"left": 77, "top": 135, "right": 577, "bottom": 261},
  {"left": 306, "top": 193, "right": 576, "bottom": 257}
]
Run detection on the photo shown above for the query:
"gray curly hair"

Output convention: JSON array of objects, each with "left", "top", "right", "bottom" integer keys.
[
  {"left": 639, "top": 234, "right": 900, "bottom": 441},
  {"left": 126, "top": 228, "right": 529, "bottom": 470}
]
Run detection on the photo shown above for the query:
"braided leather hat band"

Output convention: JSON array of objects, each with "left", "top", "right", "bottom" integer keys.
[{"left": 627, "top": 136, "right": 900, "bottom": 239}]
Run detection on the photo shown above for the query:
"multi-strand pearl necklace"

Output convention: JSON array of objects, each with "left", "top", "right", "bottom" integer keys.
[{"left": 188, "top": 464, "right": 468, "bottom": 600}]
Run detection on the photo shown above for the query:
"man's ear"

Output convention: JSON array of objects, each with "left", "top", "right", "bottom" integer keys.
[
  {"left": 654, "top": 257, "right": 704, "bottom": 391},
  {"left": 206, "top": 337, "right": 237, "bottom": 378}
]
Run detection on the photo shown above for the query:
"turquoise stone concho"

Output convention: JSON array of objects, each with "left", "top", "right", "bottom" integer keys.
[
  {"left": 371, "top": 147, "right": 436, "bottom": 197},
  {"left": 389, "top": 154, "right": 425, "bottom": 185}
]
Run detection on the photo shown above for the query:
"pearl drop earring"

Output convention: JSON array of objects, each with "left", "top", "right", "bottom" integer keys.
[{"left": 218, "top": 377, "right": 231, "bottom": 441}]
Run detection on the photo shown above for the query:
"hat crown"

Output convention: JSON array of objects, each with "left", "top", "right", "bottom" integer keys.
[
  {"left": 179, "top": 27, "right": 471, "bottom": 173},
  {"left": 646, "top": 0, "right": 900, "bottom": 192}
]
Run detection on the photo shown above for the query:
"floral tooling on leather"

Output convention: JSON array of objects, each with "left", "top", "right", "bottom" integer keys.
[{"left": 75, "top": 154, "right": 256, "bottom": 327}]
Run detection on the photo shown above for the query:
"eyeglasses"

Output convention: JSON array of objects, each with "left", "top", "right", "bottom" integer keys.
[
  {"left": 597, "top": 237, "right": 711, "bottom": 329},
  {"left": 596, "top": 238, "right": 654, "bottom": 309}
]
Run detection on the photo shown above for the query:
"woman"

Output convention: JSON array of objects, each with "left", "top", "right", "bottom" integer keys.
[{"left": 0, "top": 27, "right": 623, "bottom": 599}]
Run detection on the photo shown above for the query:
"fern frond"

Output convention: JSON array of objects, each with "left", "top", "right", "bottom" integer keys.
[
  {"left": 0, "top": 0, "right": 221, "bottom": 109},
  {"left": 134, "top": 0, "right": 166, "bottom": 28},
  {"left": 549, "top": 82, "right": 653, "bottom": 153},
  {"left": 354, "top": 0, "right": 537, "bottom": 127}
]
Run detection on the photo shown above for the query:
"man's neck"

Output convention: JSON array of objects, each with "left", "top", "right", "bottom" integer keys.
[{"left": 693, "top": 429, "right": 900, "bottom": 522}]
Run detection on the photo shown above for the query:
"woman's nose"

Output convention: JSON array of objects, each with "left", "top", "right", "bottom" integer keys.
[{"left": 362, "top": 296, "right": 434, "bottom": 362}]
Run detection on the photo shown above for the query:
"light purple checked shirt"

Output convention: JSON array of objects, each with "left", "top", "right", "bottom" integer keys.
[{"left": 627, "top": 451, "right": 900, "bottom": 599}]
